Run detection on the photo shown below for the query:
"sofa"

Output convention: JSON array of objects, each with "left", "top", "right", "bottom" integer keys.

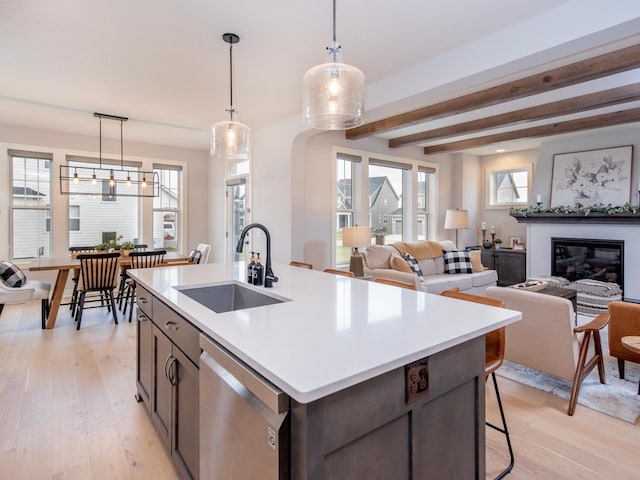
[{"left": 362, "top": 240, "right": 497, "bottom": 294}]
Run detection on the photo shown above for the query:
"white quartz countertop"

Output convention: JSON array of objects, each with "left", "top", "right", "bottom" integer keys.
[{"left": 129, "top": 262, "right": 521, "bottom": 403}]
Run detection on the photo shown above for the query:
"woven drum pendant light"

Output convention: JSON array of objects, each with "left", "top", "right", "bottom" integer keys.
[
  {"left": 211, "top": 33, "right": 251, "bottom": 160},
  {"left": 302, "top": 0, "right": 365, "bottom": 130}
]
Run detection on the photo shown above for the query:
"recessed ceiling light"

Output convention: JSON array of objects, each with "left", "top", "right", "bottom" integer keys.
[{"left": 496, "top": 149, "right": 506, "bottom": 153}]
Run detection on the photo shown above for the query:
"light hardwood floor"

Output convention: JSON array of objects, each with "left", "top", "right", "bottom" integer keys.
[{"left": 1, "top": 300, "right": 640, "bottom": 479}]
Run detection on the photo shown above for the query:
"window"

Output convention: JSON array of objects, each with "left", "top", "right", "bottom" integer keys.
[
  {"left": 10, "top": 151, "right": 52, "bottom": 259},
  {"left": 153, "top": 165, "right": 183, "bottom": 252},
  {"left": 487, "top": 167, "right": 530, "bottom": 207},
  {"left": 336, "top": 153, "right": 358, "bottom": 265},
  {"left": 417, "top": 167, "right": 435, "bottom": 240},
  {"left": 369, "top": 160, "right": 407, "bottom": 245},
  {"left": 67, "top": 158, "right": 140, "bottom": 248}
]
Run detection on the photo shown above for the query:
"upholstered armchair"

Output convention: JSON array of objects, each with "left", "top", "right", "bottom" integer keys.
[
  {"left": 0, "top": 278, "right": 51, "bottom": 329},
  {"left": 606, "top": 301, "right": 640, "bottom": 380},
  {"left": 487, "top": 286, "right": 608, "bottom": 416}
]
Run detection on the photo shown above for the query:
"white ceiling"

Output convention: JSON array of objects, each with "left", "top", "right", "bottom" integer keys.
[{"left": 1, "top": 0, "right": 637, "bottom": 155}]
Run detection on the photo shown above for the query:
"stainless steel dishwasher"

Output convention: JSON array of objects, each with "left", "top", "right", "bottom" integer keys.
[{"left": 199, "top": 334, "right": 290, "bottom": 480}]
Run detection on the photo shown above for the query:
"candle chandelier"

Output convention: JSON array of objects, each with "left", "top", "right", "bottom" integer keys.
[{"left": 59, "top": 113, "right": 159, "bottom": 197}]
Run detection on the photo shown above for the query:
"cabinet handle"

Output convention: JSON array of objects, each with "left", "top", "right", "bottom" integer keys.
[
  {"left": 165, "top": 321, "right": 179, "bottom": 331},
  {"left": 164, "top": 354, "right": 173, "bottom": 380},
  {"left": 168, "top": 357, "right": 177, "bottom": 386},
  {"left": 139, "top": 297, "right": 149, "bottom": 304},
  {"left": 139, "top": 313, "right": 149, "bottom": 322}
]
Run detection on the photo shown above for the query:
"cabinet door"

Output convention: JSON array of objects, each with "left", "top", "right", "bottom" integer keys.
[
  {"left": 171, "top": 348, "right": 200, "bottom": 480},
  {"left": 496, "top": 252, "right": 526, "bottom": 286},
  {"left": 152, "top": 325, "right": 173, "bottom": 451},
  {"left": 481, "top": 250, "right": 495, "bottom": 270},
  {"left": 136, "top": 311, "right": 153, "bottom": 409}
]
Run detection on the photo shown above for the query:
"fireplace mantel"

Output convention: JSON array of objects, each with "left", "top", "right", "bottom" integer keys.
[{"left": 510, "top": 212, "right": 640, "bottom": 224}]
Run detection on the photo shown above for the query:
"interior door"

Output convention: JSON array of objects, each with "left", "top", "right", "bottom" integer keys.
[{"left": 226, "top": 177, "right": 250, "bottom": 262}]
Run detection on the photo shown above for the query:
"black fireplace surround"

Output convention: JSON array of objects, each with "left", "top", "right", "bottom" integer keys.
[{"left": 551, "top": 237, "right": 624, "bottom": 292}]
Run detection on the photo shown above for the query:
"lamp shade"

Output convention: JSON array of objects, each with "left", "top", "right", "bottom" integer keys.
[
  {"left": 303, "top": 46, "right": 365, "bottom": 130},
  {"left": 444, "top": 209, "right": 470, "bottom": 230},
  {"left": 342, "top": 226, "right": 371, "bottom": 248},
  {"left": 211, "top": 118, "right": 251, "bottom": 160}
]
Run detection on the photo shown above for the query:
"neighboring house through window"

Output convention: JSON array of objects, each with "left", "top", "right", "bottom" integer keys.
[
  {"left": 153, "top": 164, "right": 183, "bottom": 252},
  {"left": 10, "top": 150, "right": 52, "bottom": 259}
]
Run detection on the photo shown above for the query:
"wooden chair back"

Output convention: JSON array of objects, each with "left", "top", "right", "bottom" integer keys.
[
  {"left": 440, "top": 288, "right": 505, "bottom": 377},
  {"left": 323, "top": 268, "right": 355, "bottom": 278},
  {"left": 129, "top": 250, "right": 167, "bottom": 269},
  {"left": 373, "top": 278, "right": 416, "bottom": 290},
  {"left": 290, "top": 261, "right": 313, "bottom": 269},
  {"left": 77, "top": 253, "right": 121, "bottom": 292}
]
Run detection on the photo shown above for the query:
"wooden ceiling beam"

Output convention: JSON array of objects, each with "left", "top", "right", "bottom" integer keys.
[
  {"left": 422, "top": 107, "right": 640, "bottom": 155},
  {"left": 389, "top": 83, "right": 640, "bottom": 148},
  {"left": 346, "top": 43, "right": 640, "bottom": 140}
]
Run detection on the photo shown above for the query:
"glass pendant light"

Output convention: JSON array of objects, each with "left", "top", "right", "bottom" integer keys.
[
  {"left": 302, "top": 0, "right": 365, "bottom": 130},
  {"left": 211, "top": 33, "right": 251, "bottom": 160}
]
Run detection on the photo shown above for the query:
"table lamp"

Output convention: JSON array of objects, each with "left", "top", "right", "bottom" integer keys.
[
  {"left": 444, "top": 209, "right": 469, "bottom": 249},
  {"left": 342, "top": 226, "right": 371, "bottom": 277}
]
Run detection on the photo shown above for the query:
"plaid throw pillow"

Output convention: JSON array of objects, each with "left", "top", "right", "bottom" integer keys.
[
  {"left": 403, "top": 253, "right": 424, "bottom": 280},
  {"left": 0, "top": 260, "right": 27, "bottom": 288},
  {"left": 443, "top": 250, "right": 473, "bottom": 274}
]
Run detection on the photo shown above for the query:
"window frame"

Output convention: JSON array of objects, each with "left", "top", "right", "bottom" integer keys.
[
  {"left": 485, "top": 165, "right": 532, "bottom": 209},
  {"left": 10, "top": 150, "right": 53, "bottom": 260},
  {"left": 152, "top": 164, "right": 183, "bottom": 253}
]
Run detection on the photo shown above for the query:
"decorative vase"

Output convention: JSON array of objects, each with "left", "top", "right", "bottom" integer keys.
[
  {"left": 121, "top": 249, "right": 132, "bottom": 256},
  {"left": 483, "top": 240, "right": 493, "bottom": 249}
]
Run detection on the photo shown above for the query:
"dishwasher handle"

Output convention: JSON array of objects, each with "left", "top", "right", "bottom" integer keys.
[{"left": 200, "top": 335, "right": 289, "bottom": 415}]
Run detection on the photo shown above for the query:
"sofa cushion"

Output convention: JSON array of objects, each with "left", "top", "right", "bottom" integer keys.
[
  {"left": 443, "top": 250, "right": 473, "bottom": 274},
  {"left": 469, "top": 250, "right": 484, "bottom": 273},
  {"left": 0, "top": 261, "right": 27, "bottom": 288},
  {"left": 390, "top": 255, "right": 412, "bottom": 273},
  {"left": 470, "top": 269, "right": 498, "bottom": 287},
  {"left": 418, "top": 258, "right": 439, "bottom": 276},
  {"left": 363, "top": 245, "right": 393, "bottom": 270},
  {"left": 403, "top": 253, "right": 424, "bottom": 280}
]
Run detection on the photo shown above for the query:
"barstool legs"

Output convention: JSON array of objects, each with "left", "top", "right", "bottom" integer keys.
[{"left": 487, "top": 372, "right": 514, "bottom": 480}]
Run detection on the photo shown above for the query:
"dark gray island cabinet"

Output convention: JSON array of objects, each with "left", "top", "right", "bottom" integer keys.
[
  {"left": 136, "top": 286, "right": 486, "bottom": 479},
  {"left": 288, "top": 336, "right": 486, "bottom": 479}
]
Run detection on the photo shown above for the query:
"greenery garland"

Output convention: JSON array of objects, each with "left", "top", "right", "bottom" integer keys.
[{"left": 510, "top": 202, "right": 640, "bottom": 216}]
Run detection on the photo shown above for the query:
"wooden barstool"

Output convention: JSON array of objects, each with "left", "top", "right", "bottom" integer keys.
[
  {"left": 373, "top": 278, "right": 416, "bottom": 290},
  {"left": 440, "top": 288, "right": 514, "bottom": 480},
  {"left": 323, "top": 268, "right": 355, "bottom": 277},
  {"left": 289, "top": 261, "right": 313, "bottom": 269}
]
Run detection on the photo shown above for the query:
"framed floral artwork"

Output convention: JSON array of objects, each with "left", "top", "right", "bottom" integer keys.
[{"left": 550, "top": 145, "right": 633, "bottom": 207}]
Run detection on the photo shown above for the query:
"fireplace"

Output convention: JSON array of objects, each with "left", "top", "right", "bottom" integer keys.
[{"left": 551, "top": 237, "right": 624, "bottom": 292}]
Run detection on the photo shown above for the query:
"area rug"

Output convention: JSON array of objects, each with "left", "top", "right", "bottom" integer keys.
[{"left": 497, "top": 352, "right": 640, "bottom": 424}]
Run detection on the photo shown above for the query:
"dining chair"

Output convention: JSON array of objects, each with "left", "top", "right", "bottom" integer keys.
[
  {"left": 289, "top": 261, "right": 313, "bottom": 269},
  {"left": 74, "top": 253, "right": 121, "bottom": 330},
  {"left": 323, "top": 268, "right": 355, "bottom": 278},
  {"left": 373, "top": 278, "right": 416, "bottom": 290},
  {"left": 122, "top": 250, "right": 166, "bottom": 322},
  {"left": 440, "top": 288, "right": 514, "bottom": 480},
  {"left": 68, "top": 246, "right": 97, "bottom": 316},
  {"left": 133, "top": 244, "right": 148, "bottom": 251}
]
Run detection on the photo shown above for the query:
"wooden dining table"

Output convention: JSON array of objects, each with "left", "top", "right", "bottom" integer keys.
[{"left": 30, "top": 253, "right": 192, "bottom": 328}]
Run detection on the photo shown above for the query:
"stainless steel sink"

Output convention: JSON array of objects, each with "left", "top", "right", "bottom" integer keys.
[{"left": 175, "top": 282, "right": 289, "bottom": 313}]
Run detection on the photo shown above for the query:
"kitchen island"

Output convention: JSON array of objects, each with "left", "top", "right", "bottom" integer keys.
[{"left": 129, "top": 262, "right": 521, "bottom": 479}]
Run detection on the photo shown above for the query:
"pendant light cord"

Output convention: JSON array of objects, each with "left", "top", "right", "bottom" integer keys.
[
  {"left": 330, "top": 0, "right": 338, "bottom": 61},
  {"left": 99, "top": 116, "right": 103, "bottom": 168},
  {"left": 120, "top": 118, "right": 124, "bottom": 169},
  {"left": 228, "top": 41, "right": 234, "bottom": 120}
]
